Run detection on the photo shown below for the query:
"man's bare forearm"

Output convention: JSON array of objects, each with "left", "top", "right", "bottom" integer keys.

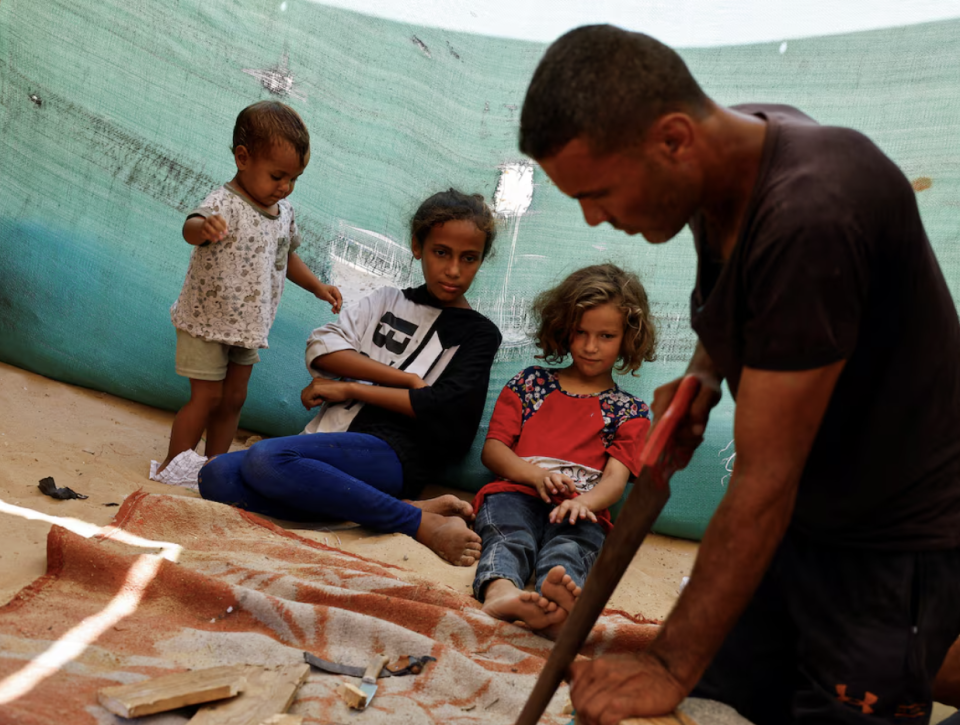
[
  {"left": 647, "top": 467, "right": 796, "bottom": 688},
  {"left": 646, "top": 361, "right": 845, "bottom": 689},
  {"left": 312, "top": 350, "right": 418, "bottom": 388}
]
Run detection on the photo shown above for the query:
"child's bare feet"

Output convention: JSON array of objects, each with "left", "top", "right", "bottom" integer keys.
[
  {"left": 541, "top": 565, "right": 581, "bottom": 614},
  {"left": 535, "top": 566, "right": 582, "bottom": 639},
  {"left": 415, "top": 511, "right": 481, "bottom": 566},
  {"left": 406, "top": 494, "right": 474, "bottom": 522},
  {"left": 481, "top": 579, "right": 568, "bottom": 631}
]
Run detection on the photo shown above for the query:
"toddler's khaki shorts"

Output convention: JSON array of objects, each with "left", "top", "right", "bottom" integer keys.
[{"left": 174, "top": 329, "right": 260, "bottom": 381}]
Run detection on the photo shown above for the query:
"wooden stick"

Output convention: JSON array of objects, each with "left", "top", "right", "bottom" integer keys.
[{"left": 515, "top": 475, "right": 670, "bottom": 725}]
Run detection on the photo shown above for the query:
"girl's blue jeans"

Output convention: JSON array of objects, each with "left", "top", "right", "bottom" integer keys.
[
  {"left": 472, "top": 491, "right": 606, "bottom": 601},
  {"left": 198, "top": 432, "right": 422, "bottom": 537}
]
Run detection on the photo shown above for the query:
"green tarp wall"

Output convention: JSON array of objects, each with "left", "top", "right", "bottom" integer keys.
[{"left": 2, "top": 1, "right": 958, "bottom": 539}]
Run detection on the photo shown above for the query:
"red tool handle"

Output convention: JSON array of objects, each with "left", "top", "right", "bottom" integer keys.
[{"left": 640, "top": 374, "right": 701, "bottom": 486}]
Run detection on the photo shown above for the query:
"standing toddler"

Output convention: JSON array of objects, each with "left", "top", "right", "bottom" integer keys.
[{"left": 151, "top": 101, "right": 341, "bottom": 485}]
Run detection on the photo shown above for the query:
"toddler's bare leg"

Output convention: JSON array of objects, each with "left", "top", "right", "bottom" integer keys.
[
  {"left": 204, "top": 362, "right": 254, "bottom": 459},
  {"left": 159, "top": 378, "right": 224, "bottom": 473}
]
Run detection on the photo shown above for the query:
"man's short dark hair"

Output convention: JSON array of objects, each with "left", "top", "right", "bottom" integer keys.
[{"left": 519, "top": 25, "right": 709, "bottom": 160}]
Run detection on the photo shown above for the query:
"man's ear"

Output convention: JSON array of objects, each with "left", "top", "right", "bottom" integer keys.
[
  {"left": 651, "top": 113, "right": 695, "bottom": 159},
  {"left": 411, "top": 237, "right": 423, "bottom": 260}
]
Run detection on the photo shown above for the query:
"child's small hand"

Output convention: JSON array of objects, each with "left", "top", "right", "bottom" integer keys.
[
  {"left": 316, "top": 283, "right": 343, "bottom": 314},
  {"left": 549, "top": 497, "right": 598, "bottom": 526},
  {"left": 535, "top": 472, "right": 576, "bottom": 503},
  {"left": 201, "top": 214, "right": 229, "bottom": 243},
  {"left": 301, "top": 378, "right": 353, "bottom": 408}
]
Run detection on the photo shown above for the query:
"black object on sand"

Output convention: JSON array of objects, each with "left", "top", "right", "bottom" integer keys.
[{"left": 38, "top": 476, "right": 88, "bottom": 500}]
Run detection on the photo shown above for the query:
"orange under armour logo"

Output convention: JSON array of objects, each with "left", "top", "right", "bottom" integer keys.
[
  {"left": 836, "top": 684, "right": 878, "bottom": 714},
  {"left": 895, "top": 703, "right": 927, "bottom": 719}
]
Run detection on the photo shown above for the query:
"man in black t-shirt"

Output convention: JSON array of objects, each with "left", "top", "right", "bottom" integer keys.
[{"left": 519, "top": 24, "right": 960, "bottom": 725}]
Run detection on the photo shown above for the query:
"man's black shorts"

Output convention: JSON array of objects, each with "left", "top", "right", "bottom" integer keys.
[{"left": 692, "top": 530, "right": 960, "bottom": 724}]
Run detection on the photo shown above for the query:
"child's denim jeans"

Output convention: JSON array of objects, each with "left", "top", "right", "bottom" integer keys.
[
  {"left": 473, "top": 490, "right": 606, "bottom": 600},
  {"left": 198, "top": 432, "right": 420, "bottom": 536}
]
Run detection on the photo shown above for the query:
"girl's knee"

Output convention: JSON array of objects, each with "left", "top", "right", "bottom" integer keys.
[
  {"left": 197, "top": 455, "right": 234, "bottom": 502},
  {"left": 241, "top": 439, "right": 298, "bottom": 490}
]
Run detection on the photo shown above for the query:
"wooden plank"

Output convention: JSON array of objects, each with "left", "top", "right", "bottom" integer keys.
[
  {"left": 97, "top": 664, "right": 248, "bottom": 718},
  {"left": 261, "top": 715, "right": 304, "bottom": 725},
  {"left": 189, "top": 664, "right": 310, "bottom": 725}
]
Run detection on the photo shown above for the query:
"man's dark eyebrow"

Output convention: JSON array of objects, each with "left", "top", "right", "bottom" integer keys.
[{"left": 572, "top": 189, "right": 604, "bottom": 200}]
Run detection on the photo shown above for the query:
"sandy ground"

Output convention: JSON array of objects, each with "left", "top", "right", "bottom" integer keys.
[
  {"left": 2, "top": 361, "right": 954, "bottom": 723},
  {"left": 0, "top": 361, "right": 696, "bottom": 618}
]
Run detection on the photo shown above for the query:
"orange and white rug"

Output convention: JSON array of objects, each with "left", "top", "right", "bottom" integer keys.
[{"left": 0, "top": 492, "right": 659, "bottom": 724}]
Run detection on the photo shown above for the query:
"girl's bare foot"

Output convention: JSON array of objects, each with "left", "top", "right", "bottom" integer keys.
[
  {"left": 406, "top": 494, "right": 474, "bottom": 522},
  {"left": 541, "top": 565, "right": 581, "bottom": 615},
  {"left": 481, "top": 579, "right": 567, "bottom": 631},
  {"left": 534, "top": 566, "right": 582, "bottom": 639},
  {"left": 414, "top": 511, "right": 481, "bottom": 566}
]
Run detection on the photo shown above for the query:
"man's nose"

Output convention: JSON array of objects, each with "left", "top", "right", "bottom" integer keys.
[{"left": 580, "top": 199, "right": 608, "bottom": 227}]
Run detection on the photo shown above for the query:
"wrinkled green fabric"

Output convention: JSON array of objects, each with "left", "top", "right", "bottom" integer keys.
[{"left": 1, "top": 1, "right": 957, "bottom": 539}]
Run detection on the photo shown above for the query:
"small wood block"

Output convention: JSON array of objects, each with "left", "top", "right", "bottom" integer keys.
[
  {"left": 339, "top": 681, "right": 369, "bottom": 710},
  {"left": 189, "top": 663, "right": 310, "bottom": 725},
  {"left": 261, "top": 715, "right": 304, "bottom": 725},
  {"left": 97, "top": 664, "right": 248, "bottom": 718}
]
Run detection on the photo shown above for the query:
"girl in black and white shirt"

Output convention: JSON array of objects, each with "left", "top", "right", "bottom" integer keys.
[{"left": 200, "top": 190, "right": 501, "bottom": 566}]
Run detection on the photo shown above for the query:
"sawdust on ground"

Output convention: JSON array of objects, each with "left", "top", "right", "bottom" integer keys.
[{"left": 0, "top": 361, "right": 697, "bottom": 618}]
